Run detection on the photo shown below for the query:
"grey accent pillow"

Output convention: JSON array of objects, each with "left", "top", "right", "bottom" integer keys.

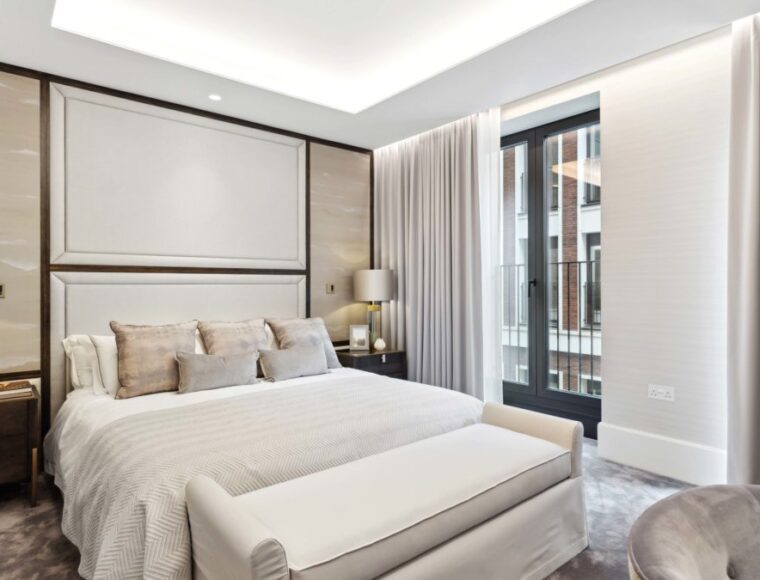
[
  {"left": 267, "top": 317, "right": 341, "bottom": 369},
  {"left": 176, "top": 352, "right": 258, "bottom": 394},
  {"left": 259, "top": 345, "right": 328, "bottom": 381},
  {"left": 110, "top": 320, "right": 197, "bottom": 399}
]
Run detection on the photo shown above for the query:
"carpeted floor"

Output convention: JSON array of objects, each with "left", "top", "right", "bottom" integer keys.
[{"left": 0, "top": 439, "right": 688, "bottom": 580}]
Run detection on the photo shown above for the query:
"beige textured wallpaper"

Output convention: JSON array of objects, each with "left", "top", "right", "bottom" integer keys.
[
  {"left": 310, "top": 143, "right": 371, "bottom": 341},
  {"left": 0, "top": 71, "right": 40, "bottom": 374}
]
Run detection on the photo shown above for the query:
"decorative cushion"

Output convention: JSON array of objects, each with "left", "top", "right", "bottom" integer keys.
[
  {"left": 198, "top": 319, "right": 269, "bottom": 357},
  {"left": 259, "top": 345, "right": 328, "bottom": 381},
  {"left": 176, "top": 352, "right": 258, "bottom": 394},
  {"left": 110, "top": 320, "right": 197, "bottom": 399},
  {"left": 267, "top": 318, "right": 341, "bottom": 369}
]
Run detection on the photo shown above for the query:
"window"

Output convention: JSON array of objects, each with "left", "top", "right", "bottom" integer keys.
[
  {"left": 501, "top": 110, "right": 602, "bottom": 435},
  {"left": 583, "top": 125, "right": 601, "bottom": 205}
]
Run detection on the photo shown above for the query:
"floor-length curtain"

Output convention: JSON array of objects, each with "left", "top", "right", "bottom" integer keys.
[
  {"left": 375, "top": 115, "right": 484, "bottom": 397},
  {"left": 728, "top": 14, "right": 760, "bottom": 484}
]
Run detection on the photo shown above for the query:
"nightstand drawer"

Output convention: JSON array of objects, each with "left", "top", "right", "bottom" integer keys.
[
  {"left": 337, "top": 350, "right": 406, "bottom": 378},
  {"left": 0, "top": 400, "right": 27, "bottom": 436},
  {"left": 0, "top": 434, "right": 26, "bottom": 483}
]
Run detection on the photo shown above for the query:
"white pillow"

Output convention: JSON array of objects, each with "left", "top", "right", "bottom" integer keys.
[
  {"left": 91, "top": 329, "right": 208, "bottom": 397},
  {"left": 90, "top": 335, "right": 120, "bottom": 397},
  {"left": 61, "top": 335, "right": 107, "bottom": 394}
]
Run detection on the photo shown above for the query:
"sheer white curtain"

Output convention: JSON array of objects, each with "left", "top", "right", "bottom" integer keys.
[
  {"left": 374, "top": 110, "right": 502, "bottom": 401},
  {"left": 728, "top": 14, "right": 760, "bottom": 484},
  {"left": 477, "top": 108, "right": 504, "bottom": 403}
]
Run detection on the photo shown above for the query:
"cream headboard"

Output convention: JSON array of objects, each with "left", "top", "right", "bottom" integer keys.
[{"left": 49, "top": 272, "right": 306, "bottom": 419}]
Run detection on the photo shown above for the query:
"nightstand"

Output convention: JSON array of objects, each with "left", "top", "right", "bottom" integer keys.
[
  {"left": 0, "top": 382, "right": 40, "bottom": 506},
  {"left": 337, "top": 350, "right": 406, "bottom": 379}
]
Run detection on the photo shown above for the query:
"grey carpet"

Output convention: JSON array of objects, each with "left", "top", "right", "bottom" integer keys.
[{"left": 0, "top": 439, "right": 688, "bottom": 580}]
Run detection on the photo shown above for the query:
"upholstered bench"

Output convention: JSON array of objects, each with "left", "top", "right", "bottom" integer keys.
[
  {"left": 186, "top": 403, "right": 588, "bottom": 580},
  {"left": 628, "top": 485, "right": 760, "bottom": 580}
]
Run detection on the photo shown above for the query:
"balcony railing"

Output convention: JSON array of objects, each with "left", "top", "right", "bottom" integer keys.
[{"left": 502, "top": 260, "right": 601, "bottom": 337}]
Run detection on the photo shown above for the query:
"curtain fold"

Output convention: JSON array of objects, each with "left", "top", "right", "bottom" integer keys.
[
  {"left": 477, "top": 108, "right": 504, "bottom": 403},
  {"left": 375, "top": 115, "right": 485, "bottom": 398},
  {"left": 728, "top": 14, "right": 760, "bottom": 484}
]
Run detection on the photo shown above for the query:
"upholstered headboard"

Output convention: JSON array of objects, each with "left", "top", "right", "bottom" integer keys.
[{"left": 49, "top": 272, "right": 306, "bottom": 419}]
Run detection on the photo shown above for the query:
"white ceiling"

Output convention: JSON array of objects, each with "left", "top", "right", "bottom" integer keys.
[
  {"left": 51, "top": 0, "right": 592, "bottom": 114},
  {"left": 3, "top": 0, "right": 760, "bottom": 149}
]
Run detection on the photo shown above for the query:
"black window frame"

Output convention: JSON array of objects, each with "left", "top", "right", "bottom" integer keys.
[{"left": 500, "top": 110, "right": 601, "bottom": 438}]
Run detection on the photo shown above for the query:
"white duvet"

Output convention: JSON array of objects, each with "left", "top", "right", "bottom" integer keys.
[{"left": 44, "top": 369, "right": 483, "bottom": 579}]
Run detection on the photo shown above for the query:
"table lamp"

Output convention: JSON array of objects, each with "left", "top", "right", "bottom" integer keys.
[{"left": 353, "top": 269, "right": 394, "bottom": 350}]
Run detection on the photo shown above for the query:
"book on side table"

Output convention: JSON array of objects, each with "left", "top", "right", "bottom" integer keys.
[{"left": 0, "top": 380, "right": 34, "bottom": 400}]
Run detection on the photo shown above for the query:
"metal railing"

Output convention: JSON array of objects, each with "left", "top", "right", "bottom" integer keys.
[{"left": 502, "top": 261, "right": 601, "bottom": 392}]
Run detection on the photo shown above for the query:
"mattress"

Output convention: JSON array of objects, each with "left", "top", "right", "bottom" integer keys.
[{"left": 44, "top": 368, "right": 483, "bottom": 580}]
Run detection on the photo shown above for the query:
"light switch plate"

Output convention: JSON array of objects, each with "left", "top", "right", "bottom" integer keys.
[{"left": 325, "top": 283, "right": 335, "bottom": 295}]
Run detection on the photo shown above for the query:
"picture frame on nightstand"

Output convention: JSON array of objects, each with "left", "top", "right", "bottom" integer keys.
[{"left": 349, "top": 324, "right": 370, "bottom": 352}]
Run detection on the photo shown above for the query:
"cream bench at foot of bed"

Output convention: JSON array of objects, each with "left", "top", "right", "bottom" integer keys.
[{"left": 186, "top": 403, "right": 588, "bottom": 580}]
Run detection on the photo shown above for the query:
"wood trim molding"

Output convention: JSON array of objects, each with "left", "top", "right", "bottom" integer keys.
[
  {"left": 40, "top": 77, "right": 51, "bottom": 438},
  {"left": 48, "top": 264, "right": 308, "bottom": 276},
  {"left": 0, "top": 370, "right": 41, "bottom": 382}
]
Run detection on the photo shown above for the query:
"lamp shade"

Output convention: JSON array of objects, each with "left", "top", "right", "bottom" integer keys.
[{"left": 354, "top": 269, "right": 394, "bottom": 302}]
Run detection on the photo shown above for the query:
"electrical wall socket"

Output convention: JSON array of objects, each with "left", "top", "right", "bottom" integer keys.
[{"left": 648, "top": 384, "right": 675, "bottom": 402}]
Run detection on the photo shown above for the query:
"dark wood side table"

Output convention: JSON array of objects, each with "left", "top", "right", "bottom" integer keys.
[
  {"left": 0, "top": 382, "right": 40, "bottom": 506},
  {"left": 337, "top": 350, "right": 407, "bottom": 379}
]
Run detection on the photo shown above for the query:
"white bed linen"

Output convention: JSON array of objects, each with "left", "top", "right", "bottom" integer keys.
[{"left": 44, "top": 368, "right": 363, "bottom": 487}]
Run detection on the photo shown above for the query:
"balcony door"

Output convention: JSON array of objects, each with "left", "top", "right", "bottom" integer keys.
[{"left": 501, "top": 111, "right": 601, "bottom": 437}]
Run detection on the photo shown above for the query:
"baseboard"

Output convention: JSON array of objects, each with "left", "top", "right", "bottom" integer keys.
[{"left": 598, "top": 422, "right": 726, "bottom": 486}]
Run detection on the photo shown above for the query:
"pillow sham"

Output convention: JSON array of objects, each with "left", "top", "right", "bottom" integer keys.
[
  {"left": 61, "top": 335, "right": 107, "bottom": 394},
  {"left": 90, "top": 335, "right": 120, "bottom": 397},
  {"left": 198, "top": 319, "right": 269, "bottom": 357},
  {"left": 259, "top": 345, "right": 328, "bottom": 381},
  {"left": 176, "top": 351, "right": 258, "bottom": 394},
  {"left": 266, "top": 317, "right": 341, "bottom": 369},
  {"left": 110, "top": 320, "right": 197, "bottom": 399}
]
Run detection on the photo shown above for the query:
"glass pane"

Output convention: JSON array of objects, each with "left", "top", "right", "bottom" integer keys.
[
  {"left": 501, "top": 142, "right": 530, "bottom": 385},
  {"left": 544, "top": 123, "right": 602, "bottom": 397}
]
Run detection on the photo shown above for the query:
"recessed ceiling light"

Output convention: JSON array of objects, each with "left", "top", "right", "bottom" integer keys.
[
  {"left": 208, "top": 94, "right": 222, "bottom": 102},
  {"left": 52, "top": 0, "right": 593, "bottom": 113}
]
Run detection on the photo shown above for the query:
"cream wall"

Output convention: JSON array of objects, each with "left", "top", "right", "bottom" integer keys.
[
  {"left": 501, "top": 29, "right": 730, "bottom": 485},
  {"left": 0, "top": 71, "right": 40, "bottom": 375},
  {"left": 310, "top": 144, "right": 371, "bottom": 341}
]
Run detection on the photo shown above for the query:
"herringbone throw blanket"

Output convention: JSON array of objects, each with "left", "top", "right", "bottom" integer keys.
[{"left": 60, "top": 375, "right": 483, "bottom": 579}]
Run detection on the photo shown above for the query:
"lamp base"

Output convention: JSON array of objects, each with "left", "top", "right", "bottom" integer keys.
[{"left": 367, "top": 303, "right": 382, "bottom": 347}]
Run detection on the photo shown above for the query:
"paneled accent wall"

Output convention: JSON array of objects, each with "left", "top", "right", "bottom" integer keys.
[
  {"left": 0, "top": 71, "right": 40, "bottom": 375},
  {"left": 49, "top": 84, "right": 307, "bottom": 270},
  {"left": 310, "top": 144, "right": 371, "bottom": 341}
]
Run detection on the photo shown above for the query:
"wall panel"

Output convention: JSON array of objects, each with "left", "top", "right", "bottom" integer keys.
[
  {"left": 0, "top": 71, "right": 40, "bottom": 375},
  {"left": 310, "top": 144, "right": 371, "bottom": 341},
  {"left": 49, "top": 84, "right": 306, "bottom": 270}
]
